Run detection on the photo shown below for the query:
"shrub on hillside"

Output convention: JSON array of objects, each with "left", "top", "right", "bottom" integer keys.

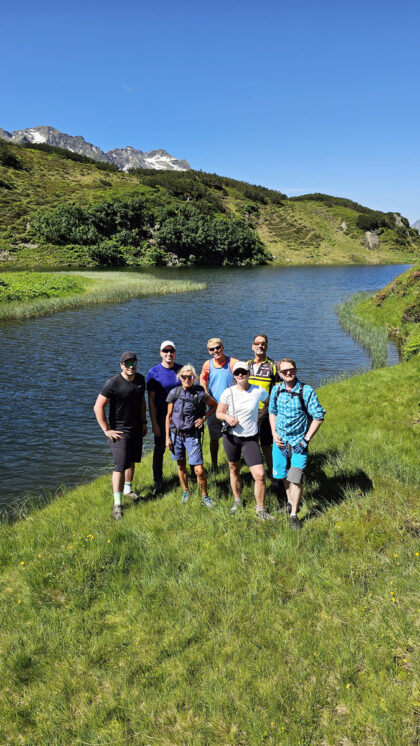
[
  {"left": 33, "top": 199, "right": 154, "bottom": 246},
  {"left": 0, "top": 141, "right": 22, "bottom": 170},
  {"left": 356, "top": 214, "right": 379, "bottom": 232},
  {"left": 155, "top": 205, "right": 270, "bottom": 266}
]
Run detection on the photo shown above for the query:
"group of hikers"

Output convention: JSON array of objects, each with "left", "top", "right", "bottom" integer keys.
[{"left": 93, "top": 335, "right": 326, "bottom": 528}]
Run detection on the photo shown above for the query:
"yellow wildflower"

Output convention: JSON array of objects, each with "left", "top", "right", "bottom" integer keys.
[{"left": 20, "top": 561, "right": 25, "bottom": 566}]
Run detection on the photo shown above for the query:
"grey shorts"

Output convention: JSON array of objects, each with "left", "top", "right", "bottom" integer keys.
[{"left": 206, "top": 412, "right": 224, "bottom": 440}]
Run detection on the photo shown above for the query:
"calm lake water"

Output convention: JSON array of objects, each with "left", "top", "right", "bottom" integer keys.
[{"left": 0, "top": 264, "right": 409, "bottom": 504}]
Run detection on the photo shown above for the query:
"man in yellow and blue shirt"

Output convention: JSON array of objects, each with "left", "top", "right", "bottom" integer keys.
[{"left": 247, "top": 333, "right": 277, "bottom": 476}]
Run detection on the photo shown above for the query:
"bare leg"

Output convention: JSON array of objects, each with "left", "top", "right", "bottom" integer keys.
[
  {"left": 228, "top": 461, "right": 242, "bottom": 499},
  {"left": 177, "top": 459, "right": 189, "bottom": 491},
  {"left": 112, "top": 471, "right": 124, "bottom": 492},
  {"left": 284, "top": 479, "right": 302, "bottom": 514},
  {"left": 124, "top": 464, "right": 135, "bottom": 484},
  {"left": 210, "top": 439, "right": 219, "bottom": 469},
  {"left": 250, "top": 464, "right": 266, "bottom": 508},
  {"left": 194, "top": 464, "right": 208, "bottom": 496},
  {"left": 262, "top": 444, "right": 273, "bottom": 477}
]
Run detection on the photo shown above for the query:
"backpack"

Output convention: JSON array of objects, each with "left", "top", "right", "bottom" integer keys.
[
  {"left": 274, "top": 382, "right": 312, "bottom": 424},
  {"left": 170, "top": 385, "right": 207, "bottom": 433}
]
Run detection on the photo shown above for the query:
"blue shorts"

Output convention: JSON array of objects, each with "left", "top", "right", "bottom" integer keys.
[
  {"left": 272, "top": 443, "right": 307, "bottom": 484},
  {"left": 171, "top": 431, "right": 203, "bottom": 466}
]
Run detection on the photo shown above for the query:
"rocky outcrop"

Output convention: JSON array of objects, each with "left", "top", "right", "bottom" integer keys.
[
  {"left": 393, "top": 213, "right": 405, "bottom": 228},
  {"left": 0, "top": 126, "right": 190, "bottom": 172},
  {"left": 363, "top": 230, "right": 380, "bottom": 250}
]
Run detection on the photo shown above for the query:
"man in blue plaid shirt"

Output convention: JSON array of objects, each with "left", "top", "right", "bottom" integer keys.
[{"left": 268, "top": 358, "right": 325, "bottom": 529}]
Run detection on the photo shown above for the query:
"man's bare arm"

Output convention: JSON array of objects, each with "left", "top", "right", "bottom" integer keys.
[{"left": 93, "top": 394, "right": 123, "bottom": 440}]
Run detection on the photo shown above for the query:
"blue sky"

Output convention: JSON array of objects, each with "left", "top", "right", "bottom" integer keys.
[{"left": 2, "top": 0, "right": 419, "bottom": 222}]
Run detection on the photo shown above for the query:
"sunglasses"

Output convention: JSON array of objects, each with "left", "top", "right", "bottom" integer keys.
[
  {"left": 123, "top": 360, "right": 137, "bottom": 368},
  {"left": 253, "top": 341, "right": 267, "bottom": 346},
  {"left": 208, "top": 345, "right": 222, "bottom": 352},
  {"left": 234, "top": 370, "right": 249, "bottom": 376},
  {"left": 280, "top": 368, "right": 296, "bottom": 375},
  {"left": 180, "top": 374, "right": 194, "bottom": 380},
  {"left": 162, "top": 349, "right": 175, "bottom": 354}
]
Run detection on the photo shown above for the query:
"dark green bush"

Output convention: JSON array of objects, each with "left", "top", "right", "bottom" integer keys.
[
  {"left": 155, "top": 205, "right": 270, "bottom": 266},
  {"left": 0, "top": 141, "right": 22, "bottom": 170},
  {"left": 356, "top": 214, "right": 379, "bottom": 232}
]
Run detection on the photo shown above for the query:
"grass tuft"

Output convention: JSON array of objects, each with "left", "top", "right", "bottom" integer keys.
[
  {"left": 335, "top": 292, "right": 389, "bottom": 367},
  {"left": 0, "top": 270, "right": 205, "bottom": 319}
]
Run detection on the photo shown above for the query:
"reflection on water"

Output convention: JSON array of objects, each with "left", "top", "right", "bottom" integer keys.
[{"left": 0, "top": 264, "right": 408, "bottom": 503}]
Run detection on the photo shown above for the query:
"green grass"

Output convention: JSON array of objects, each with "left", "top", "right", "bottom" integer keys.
[
  {"left": 0, "top": 355, "right": 419, "bottom": 744},
  {"left": 336, "top": 265, "right": 420, "bottom": 365},
  {"left": 0, "top": 271, "right": 206, "bottom": 319},
  {"left": 335, "top": 292, "right": 389, "bottom": 368},
  {"left": 354, "top": 265, "right": 420, "bottom": 359}
]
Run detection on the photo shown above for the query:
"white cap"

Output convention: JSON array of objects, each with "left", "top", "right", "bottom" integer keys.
[
  {"left": 160, "top": 340, "right": 176, "bottom": 351},
  {"left": 233, "top": 361, "right": 249, "bottom": 374}
]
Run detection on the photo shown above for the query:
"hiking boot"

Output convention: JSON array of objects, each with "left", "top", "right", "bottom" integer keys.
[
  {"left": 181, "top": 490, "right": 189, "bottom": 504},
  {"left": 201, "top": 496, "right": 214, "bottom": 508},
  {"left": 112, "top": 505, "right": 123, "bottom": 521},
  {"left": 127, "top": 491, "right": 139, "bottom": 503},
  {"left": 229, "top": 498, "right": 242, "bottom": 515},
  {"left": 289, "top": 515, "right": 301, "bottom": 530},
  {"left": 256, "top": 507, "right": 275, "bottom": 521},
  {"left": 152, "top": 480, "right": 163, "bottom": 497}
]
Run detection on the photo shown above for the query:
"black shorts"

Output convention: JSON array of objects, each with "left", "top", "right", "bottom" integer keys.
[
  {"left": 258, "top": 413, "right": 273, "bottom": 447},
  {"left": 108, "top": 432, "right": 143, "bottom": 472},
  {"left": 222, "top": 433, "right": 263, "bottom": 468}
]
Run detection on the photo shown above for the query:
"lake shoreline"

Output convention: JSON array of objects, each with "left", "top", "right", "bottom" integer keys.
[{"left": 0, "top": 270, "right": 206, "bottom": 320}]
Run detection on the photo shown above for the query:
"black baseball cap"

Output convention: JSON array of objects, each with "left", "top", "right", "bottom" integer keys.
[{"left": 120, "top": 351, "right": 137, "bottom": 363}]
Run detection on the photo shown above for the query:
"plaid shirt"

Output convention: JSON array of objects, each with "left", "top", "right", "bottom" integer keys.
[{"left": 268, "top": 379, "right": 326, "bottom": 446}]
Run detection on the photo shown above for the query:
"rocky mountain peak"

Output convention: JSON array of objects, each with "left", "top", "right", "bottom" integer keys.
[{"left": 0, "top": 126, "right": 190, "bottom": 172}]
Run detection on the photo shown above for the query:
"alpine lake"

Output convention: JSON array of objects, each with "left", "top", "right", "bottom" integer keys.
[{"left": 0, "top": 263, "right": 409, "bottom": 507}]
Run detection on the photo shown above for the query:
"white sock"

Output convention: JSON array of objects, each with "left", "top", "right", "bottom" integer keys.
[
  {"left": 290, "top": 512, "right": 297, "bottom": 516},
  {"left": 113, "top": 492, "right": 122, "bottom": 506},
  {"left": 123, "top": 482, "right": 132, "bottom": 495}
]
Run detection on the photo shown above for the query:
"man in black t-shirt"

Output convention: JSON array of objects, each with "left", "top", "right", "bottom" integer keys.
[{"left": 94, "top": 351, "right": 147, "bottom": 520}]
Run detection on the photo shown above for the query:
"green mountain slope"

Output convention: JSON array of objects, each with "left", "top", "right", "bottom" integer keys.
[{"left": 1, "top": 140, "right": 419, "bottom": 267}]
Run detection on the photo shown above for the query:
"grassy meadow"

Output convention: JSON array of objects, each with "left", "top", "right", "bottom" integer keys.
[
  {"left": 0, "top": 271, "right": 205, "bottom": 319},
  {"left": 1, "top": 353, "right": 419, "bottom": 744}
]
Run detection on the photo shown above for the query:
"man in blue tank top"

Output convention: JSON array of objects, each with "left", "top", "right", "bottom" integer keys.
[{"left": 200, "top": 337, "right": 239, "bottom": 469}]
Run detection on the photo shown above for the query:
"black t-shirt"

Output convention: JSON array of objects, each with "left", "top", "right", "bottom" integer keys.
[{"left": 101, "top": 372, "right": 145, "bottom": 432}]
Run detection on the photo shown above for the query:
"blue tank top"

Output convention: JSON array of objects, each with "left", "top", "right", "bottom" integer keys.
[{"left": 208, "top": 356, "right": 234, "bottom": 401}]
